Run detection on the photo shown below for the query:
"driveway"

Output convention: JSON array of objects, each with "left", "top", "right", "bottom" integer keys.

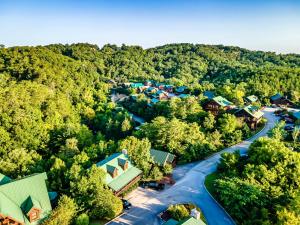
[{"left": 107, "top": 107, "right": 278, "bottom": 225}]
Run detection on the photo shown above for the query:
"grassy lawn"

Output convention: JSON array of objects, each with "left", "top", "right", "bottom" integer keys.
[{"left": 204, "top": 172, "right": 219, "bottom": 197}]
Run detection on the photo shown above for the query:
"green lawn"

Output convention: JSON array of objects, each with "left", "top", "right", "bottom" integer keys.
[{"left": 204, "top": 172, "right": 219, "bottom": 197}]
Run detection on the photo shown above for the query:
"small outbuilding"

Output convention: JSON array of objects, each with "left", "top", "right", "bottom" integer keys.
[
  {"left": 162, "top": 217, "right": 206, "bottom": 225},
  {"left": 245, "top": 95, "right": 258, "bottom": 104},
  {"left": 150, "top": 149, "right": 176, "bottom": 167}
]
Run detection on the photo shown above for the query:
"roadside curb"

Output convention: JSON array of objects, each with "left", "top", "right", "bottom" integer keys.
[
  {"left": 200, "top": 113, "right": 272, "bottom": 225},
  {"left": 105, "top": 212, "right": 125, "bottom": 225},
  {"left": 202, "top": 180, "right": 236, "bottom": 225}
]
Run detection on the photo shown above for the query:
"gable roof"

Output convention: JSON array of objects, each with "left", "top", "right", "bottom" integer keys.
[
  {"left": 240, "top": 105, "right": 264, "bottom": 119},
  {"left": 0, "top": 173, "right": 52, "bottom": 225},
  {"left": 203, "top": 91, "right": 214, "bottom": 99},
  {"left": 293, "top": 111, "right": 300, "bottom": 120},
  {"left": 0, "top": 173, "right": 11, "bottom": 185},
  {"left": 212, "top": 96, "right": 232, "bottom": 107},
  {"left": 246, "top": 95, "right": 258, "bottom": 103},
  {"left": 96, "top": 153, "right": 142, "bottom": 192},
  {"left": 21, "top": 196, "right": 42, "bottom": 215},
  {"left": 163, "top": 217, "right": 206, "bottom": 225},
  {"left": 150, "top": 149, "right": 175, "bottom": 166},
  {"left": 130, "top": 83, "right": 144, "bottom": 88},
  {"left": 270, "top": 93, "right": 282, "bottom": 101},
  {"left": 178, "top": 217, "right": 206, "bottom": 225},
  {"left": 175, "top": 86, "right": 187, "bottom": 93},
  {"left": 163, "top": 219, "right": 179, "bottom": 225},
  {"left": 151, "top": 98, "right": 160, "bottom": 104},
  {"left": 178, "top": 94, "right": 190, "bottom": 99}
]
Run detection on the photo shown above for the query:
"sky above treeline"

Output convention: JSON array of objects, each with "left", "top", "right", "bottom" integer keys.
[{"left": 0, "top": 0, "right": 300, "bottom": 54}]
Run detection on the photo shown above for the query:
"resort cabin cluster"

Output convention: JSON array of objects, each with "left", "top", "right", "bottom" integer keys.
[
  {"left": 203, "top": 94, "right": 264, "bottom": 129},
  {"left": 123, "top": 81, "right": 189, "bottom": 106},
  {"left": 0, "top": 173, "right": 53, "bottom": 225}
]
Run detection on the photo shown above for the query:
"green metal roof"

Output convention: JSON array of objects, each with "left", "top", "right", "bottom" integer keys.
[
  {"left": 246, "top": 95, "right": 258, "bottom": 103},
  {"left": 293, "top": 111, "right": 300, "bottom": 120},
  {"left": 178, "top": 94, "right": 190, "bottom": 98},
  {"left": 0, "top": 173, "right": 11, "bottom": 185},
  {"left": 0, "top": 192, "right": 28, "bottom": 224},
  {"left": 163, "top": 219, "right": 179, "bottom": 225},
  {"left": 150, "top": 149, "right": 175, "bottom": 166},
  {"left": 163, "top": 217, "right": 206, "bottom": 225},
  {"left": 270, "top": 93, "right": 282, "bottom": 101},
  {"left": 175, "top": 86, "right": 186, "bottom": 93},
  {"left": 130, "top": 83, "right": 144, "bottom": 88},
  {"left": 212, "top": 96, "right": 232, "bottom": 107},
  {"left": 21, "top": 196, "right": 42, "bottom": 215},
  {"left": 48, "top": 192, "right": 58, "bottom": 201},
  {"left": 203, "top": 91, "right": 214, "bottom": 99},
  {"left": 178, "top": 217, "right": 206, "bottom": 225},
  {"left": 109, "top": 167, "right": 142, "bottom": 191},
  {"left": 96, "top": 153, "right": 142, "bottom": 192},
  {"left": 242, "top": 105, "right": 264, "bottom": 119},
  {"left": 0, "top": 173, "right": 52, "bottom": 225}
]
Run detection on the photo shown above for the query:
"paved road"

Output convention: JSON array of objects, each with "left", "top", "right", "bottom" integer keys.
[{"left": 108, "top": 107, "right": 278, "bottom": 225}]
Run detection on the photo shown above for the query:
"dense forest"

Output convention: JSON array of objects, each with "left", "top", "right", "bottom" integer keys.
[
  {"left": 214, "top": 123, "right": 300, "bottom": 225},
  {"left": 0, "top": 43, "right": 299, "bottom": 224}
]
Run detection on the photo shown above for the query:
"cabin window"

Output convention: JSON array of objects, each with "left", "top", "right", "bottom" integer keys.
[
  {"left": 122, "top": 161, "right": 128, "bottom": 171},
  {"left": 29, "top": 209, "right": 40, "bottom": 222},
  {"left": 112, "top": 169, "right": 118, "bottom": 178}
]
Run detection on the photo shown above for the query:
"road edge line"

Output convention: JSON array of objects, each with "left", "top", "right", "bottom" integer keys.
[{"left": 202, "top": 179, "right": 236, "bottom": 225}]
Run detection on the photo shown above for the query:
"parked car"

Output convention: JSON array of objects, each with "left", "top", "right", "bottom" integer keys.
[
  {"left": 141, "top": 181, "right": 165, "bottom": 190},
  {"left": 122, "top": 199, "right": 132, "bottom": 210},
  {"left": 284, "top": 125, "right": 294, "bottom": 131}
]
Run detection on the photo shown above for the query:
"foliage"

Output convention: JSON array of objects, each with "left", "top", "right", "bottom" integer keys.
[
  {"left": 0, "top": 43, "right": 299, "bottom": 222},
  {"left": 167, "top": 204, "right": 190, "bottom": 221},
  {"left": 42, "top": 195, "right": 77, "bottom": 225},
  {"left": 214, "top": 137, "right": 300, "bottom": 224},
  {"left": 118, "top": 136, "right": 153, "bottom": 177},
  {"left": 75, "top": 213, "right": 89, "bottom": 225}
]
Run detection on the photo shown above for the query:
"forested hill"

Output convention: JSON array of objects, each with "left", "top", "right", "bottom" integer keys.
[
  {"left": 0, "top": 43, "right": 299, "bottom": 223},
  {"left": 1, "top": 43, "right": 300, "bottom": 100}
]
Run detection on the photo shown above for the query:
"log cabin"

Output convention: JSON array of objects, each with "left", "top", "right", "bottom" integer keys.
[
  {"left": 150, "top": 149, "right": 176, "bottom": 167},
  {"left": 270, "top": 93, "right": 295, "bottom": 107},
  {"left": 96, "top": 153, "right": 142, "bottom": 196},
  {"left": 235, "top": 105, "right": 264, "bottom": 129},
  {"left": 0, "top": 173, "right": 52, "bottom": 225},
  {"left": 203, "top": 96, "right": 234, "bottom": 115}
]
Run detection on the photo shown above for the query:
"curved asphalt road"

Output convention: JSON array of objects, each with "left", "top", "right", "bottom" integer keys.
[{"left": 108, "top": 107, "right": 278, "bottom": 225}]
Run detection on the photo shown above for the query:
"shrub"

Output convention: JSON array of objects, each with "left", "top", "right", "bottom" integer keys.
[
  {"left": 167, "top": 204, "right": 189, "bottom": 221},
  {"left": 75, "top": 213, "right": 89, "bottom": 225}
]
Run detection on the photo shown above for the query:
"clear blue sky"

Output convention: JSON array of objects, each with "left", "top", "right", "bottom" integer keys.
[{"left": 1, "top": 0, "right": 300, "bottom": 53}]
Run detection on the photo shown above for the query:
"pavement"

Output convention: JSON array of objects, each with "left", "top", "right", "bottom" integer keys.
[{"left": 107, "top": 107, "right": 278, "bottom": 225}]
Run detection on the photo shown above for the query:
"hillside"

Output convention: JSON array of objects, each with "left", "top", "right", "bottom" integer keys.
[{"left": 0, "top": 43, "right": 299, "bottom": 224}]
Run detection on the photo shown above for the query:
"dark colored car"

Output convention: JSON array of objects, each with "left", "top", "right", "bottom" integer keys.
[
  {"left": 122, "top": 199, "right": 132, "bottom": 210},
  {"left": 284, "top": 125, "right": 294, "bottom": 131},
  {"left": 141, "top": 181, "right": 165, "bottom": 190}
]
